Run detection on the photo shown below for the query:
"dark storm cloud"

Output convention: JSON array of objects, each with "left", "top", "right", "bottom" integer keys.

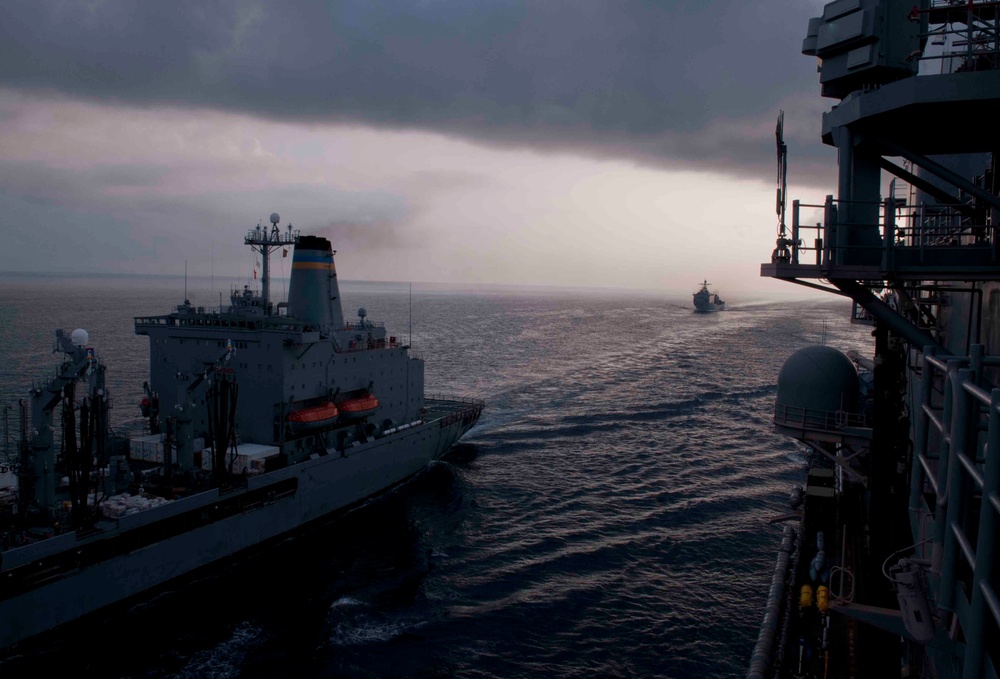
[{"left": 0, "top": 1, "right": 831, "bottom": 183}]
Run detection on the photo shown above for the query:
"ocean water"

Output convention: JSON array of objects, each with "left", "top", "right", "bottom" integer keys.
[{"left": 0, "top": 275, "right": 872, "bottom": 679}]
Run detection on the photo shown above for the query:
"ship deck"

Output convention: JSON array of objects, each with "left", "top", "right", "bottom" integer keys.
[{"left": 424, "top": 396, "right": 485, "bottom": 421}]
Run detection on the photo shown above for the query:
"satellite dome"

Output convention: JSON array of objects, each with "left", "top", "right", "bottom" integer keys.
[
  {"left": 270, "top": 212, "right": 280, "bottom": 225},
  {"left": 70, "top": 329, "right": 89, "bottom": 346},
  {"left": 776, "top": 345, "right": 859, "bottom": 414},
  {"left": 358, "top": 307, "right": 367, "bottom": 319}
]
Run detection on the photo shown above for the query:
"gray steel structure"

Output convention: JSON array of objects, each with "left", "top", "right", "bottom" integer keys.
[
  {"left": 755, "top": 1, "right": 1000, "bottom": 678},
  {"left": 0, "top": 215, "right": 482, "bottom": 650}
]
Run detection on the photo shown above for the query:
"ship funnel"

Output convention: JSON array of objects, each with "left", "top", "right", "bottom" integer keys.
[{"left": 287, "top": 235, "right": 345, "bottom": 331}]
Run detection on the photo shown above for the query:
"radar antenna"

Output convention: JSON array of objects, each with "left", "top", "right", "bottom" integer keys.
[{"left": 771, "top": 111, "right": 794, "bottom": 264}]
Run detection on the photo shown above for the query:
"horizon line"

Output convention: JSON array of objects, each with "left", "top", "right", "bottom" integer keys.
[{"left": 0, "top": 269, "right": 838, "bottom": 301}]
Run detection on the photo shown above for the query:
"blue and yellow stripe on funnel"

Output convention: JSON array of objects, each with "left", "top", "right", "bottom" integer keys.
[{"left": 292, "top": 252, "right": 335, "bottom": 271}]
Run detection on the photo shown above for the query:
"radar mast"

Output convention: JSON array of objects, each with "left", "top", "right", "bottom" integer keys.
[{"left": 245, "top": 212, "right": 300, "bottom": 314}]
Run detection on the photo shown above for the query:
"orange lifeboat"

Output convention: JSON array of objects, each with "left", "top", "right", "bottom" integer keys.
[
  {"left": 287, "top": 402, "right": 339, "bottom": 434},
  {"left": 338, "top": 393, "right": 380, "bottom": 421}
]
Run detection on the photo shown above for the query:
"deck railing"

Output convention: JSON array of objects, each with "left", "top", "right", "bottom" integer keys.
[
  {"left": 918, "top": 1, "right": 1000, "bottom": 75},
  {"left": 912, "top": 345, "right": 1000, "bottom": 679},
  {"left": 775, "top": 197, "right": 998, "bottom": 271},
  {"left": 773, "top": 403, "right": 870, "bottom": 432},
  {"left": 424, "top": 394, "right": 486, "bottom": 408}
]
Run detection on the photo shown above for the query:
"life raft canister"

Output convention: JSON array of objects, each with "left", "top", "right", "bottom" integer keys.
[
  {"left": 799, "top": 584, "right": 814, "bottom": 609},
  {"left": 816, "top": 585, "right": 830, "bottom": 613}
]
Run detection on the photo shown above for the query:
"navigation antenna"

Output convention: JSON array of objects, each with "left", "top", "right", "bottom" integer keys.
[
  {"left": 771, "top": 111, "right": 793, "bottom": 264},
  {"left": 244, "top": 212, "right": 299, "bottom": 315}
]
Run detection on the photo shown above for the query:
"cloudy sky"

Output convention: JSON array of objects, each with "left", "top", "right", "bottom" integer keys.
[{"left": 0, "top": 0, "right": 834, "bottom": 297}]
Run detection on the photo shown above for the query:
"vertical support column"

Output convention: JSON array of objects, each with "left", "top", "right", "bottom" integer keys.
[
  {"left": 911, "top": 347, "right": 936, "bottom": 517},
  {"left": 792, "top": 200, "right": 800, "bottom": 264},
  {"left": 883, "top": 198, "right": 896, "bottom": 271},
  {"left": 832, "top": 126, "right": 882, "bottom": 265},
  {"left": 971, "top": 344, "right": 984, "bottom": 388},
  {"left": 824, "top": 195, "right": 835, "bottom": 266},
  {"left": 992, "top": 203, "right": 999, "bottom": 264},
  {"left": 30, "top": 389, "right": 57, "bottom": 512},
  {"left": 852, "top": 143, "right": 884, "bottom": 266},
  {"left": 833, "top": 124, "right": 854, "bottom": 267},
  {"left": 864, "top": 320, "right": 907, "bottom": 675},
  {"left": 932, "top": 361, "right": 957, "bottom": 579},
  {"left": 870, "top": 325, "right": 910, "bottom": 575},
  {"left": 963, "top": 388, "right": 1000, "bottom": 679},
  {"left": 835, "top": 127, "right": 853, "bottom": 258},
  {"left": 991, "top": 150, "right": 999, "bottom": 263},
  {"left": 261, "top": 240, "right": 271, "bottom": 313},
  {"left": 939, "top": 366, "right": 975, "bottom": 613}
]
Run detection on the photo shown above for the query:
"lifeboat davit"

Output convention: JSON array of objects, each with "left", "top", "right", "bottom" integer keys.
[
  {"left": 338, "top": 393, "right": 380, "bottom": 421},
  {"left": 287, "top": 402, "right": 339, "bottom": 434}
]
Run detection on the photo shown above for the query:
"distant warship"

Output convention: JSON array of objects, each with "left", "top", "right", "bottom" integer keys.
[
  {"left": 0, "top": 213, "right": 483, "bottom": 650},
  {"left": 692, "top": 280, "right": 725, "bottom": 312}
]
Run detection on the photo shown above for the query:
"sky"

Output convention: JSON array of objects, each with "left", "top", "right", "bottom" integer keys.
[{"left": 0, "top": 0, "right": 835, "bottom": 299}]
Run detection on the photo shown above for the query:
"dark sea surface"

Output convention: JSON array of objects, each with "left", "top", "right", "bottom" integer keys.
[{"left": 0, "top": 275, "right": 873, "bottom": 679}]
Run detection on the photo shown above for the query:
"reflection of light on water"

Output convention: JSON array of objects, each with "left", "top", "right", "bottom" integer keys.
[
  {"left": 328, "top": 615, "right": 428, "bottom": 647},
  {"left": 0, "top": 283, "right": 876, "bottom": 679},
  {"left": 331, "top": 620, "right": 407, "bottom": 646},
  {"left": 174, "top": 621, "right": 263, "bottom": 679},
  {"left": 330, "top": 596, "right": 365, "bottom": 609}
]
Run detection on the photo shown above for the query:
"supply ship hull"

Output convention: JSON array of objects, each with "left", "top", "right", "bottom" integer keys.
[
  {"left": 0, "top": 216, "right": 483, "bottom": 651},
  {"left": 752, "top": 2, "right": 1000, "bottom": 678},
  {"left": 0, "top": 398, "right": 479, "bottom": 650}
]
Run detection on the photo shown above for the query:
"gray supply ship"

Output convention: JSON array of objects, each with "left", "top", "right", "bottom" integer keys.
[
  {"left": 751, "top": 2, "right": 1000, "bottom": 678},
  {"left": 0, "top": 214, "right": 482, "bottom": 651},
  {"left": 693, "top": 280, "right": 725, "bottom": 312}
]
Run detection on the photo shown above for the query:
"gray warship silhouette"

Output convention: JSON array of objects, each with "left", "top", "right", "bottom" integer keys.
[
  {"left": 692, "top": 280, "right": 725, "bottom": 312},
  {"left": 0, "top": 213, "right": 482, "bottom": 649}
]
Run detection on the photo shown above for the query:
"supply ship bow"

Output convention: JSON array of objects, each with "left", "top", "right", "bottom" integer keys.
[{"left": 752, "top": 2, "right": 1000, "bottom": 678}]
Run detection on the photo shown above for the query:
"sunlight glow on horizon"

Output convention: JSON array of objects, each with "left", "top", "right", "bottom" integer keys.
[{"left": 0, "top": 91, "right": 825, "bottom": 300}]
